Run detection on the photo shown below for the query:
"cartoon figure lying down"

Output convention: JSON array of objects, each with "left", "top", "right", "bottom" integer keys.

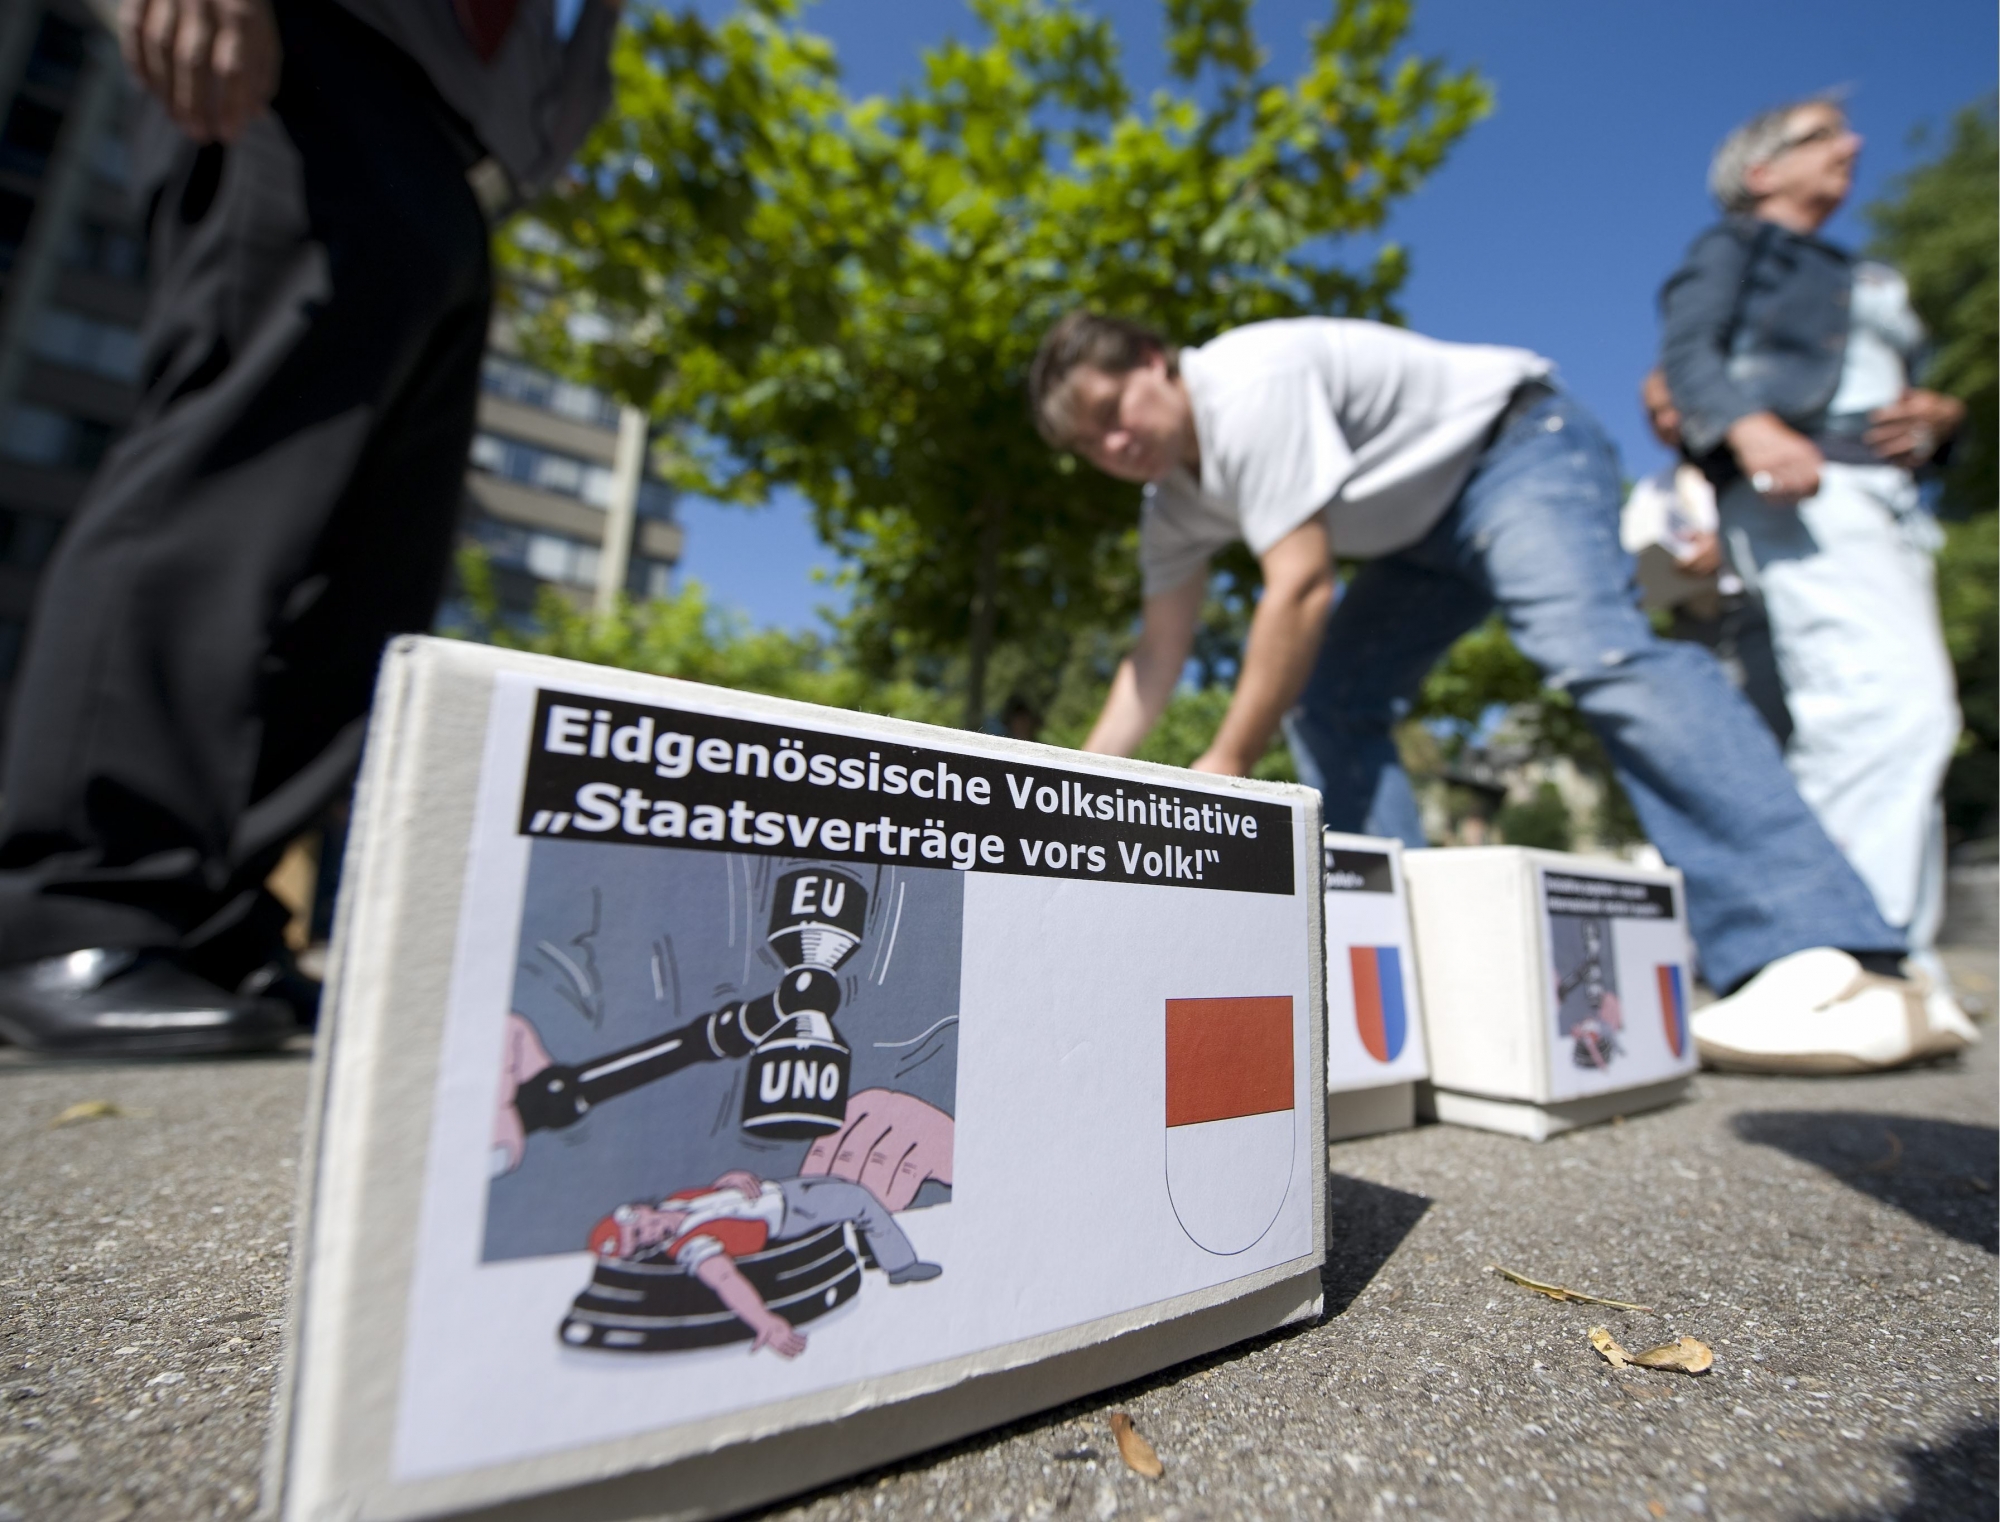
[{"left": 585, "top": 1170, "right": 942, "bottom": 1358}]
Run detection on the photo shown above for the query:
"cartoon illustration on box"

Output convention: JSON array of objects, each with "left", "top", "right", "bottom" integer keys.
[
  {"left": 1551, "top": 914, "right": 1624, "bottom": 1071},
  {"left": 483, "top": 844, "right": 959, "bottom": 1360},
  {"left": 1538, "top": 868, "right": 1694, "bottom": 1101}
]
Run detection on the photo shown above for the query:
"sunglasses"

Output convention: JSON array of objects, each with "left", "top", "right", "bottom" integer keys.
[{"left": 1776, "top": 121, "right": 1847, "bottom": 154}]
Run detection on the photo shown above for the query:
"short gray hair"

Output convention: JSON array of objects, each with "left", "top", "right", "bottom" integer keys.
[{"left": 1707, "top": 94, "right": 1845, "bottom": 213}]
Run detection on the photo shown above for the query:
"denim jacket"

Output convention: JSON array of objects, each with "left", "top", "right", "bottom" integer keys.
[{"left": 1657, "top": 217, "right": 1852, "bottom": 459}]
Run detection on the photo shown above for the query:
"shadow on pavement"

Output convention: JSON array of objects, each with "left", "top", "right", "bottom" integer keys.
[
  {"left": 1732, "top": 1111, "right": 1998, "bottom": 1254},
  {"left": 1819, "top": 1421, "right": 1998, "bottom": 1522},
  {"left": 743, "top": 1175, "right": 1430, "bottom": 1516},
  {"left": 1322, "top": 1173, "right": 1431, "bottom": 1316}
]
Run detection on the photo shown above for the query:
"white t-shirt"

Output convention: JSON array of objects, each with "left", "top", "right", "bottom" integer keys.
[
  {"left": 1138, "top": 319, "right": 1551, "bottom": 596},
  {"left": 1826, "top": 261, "right": 1924, "bottom": 418}
]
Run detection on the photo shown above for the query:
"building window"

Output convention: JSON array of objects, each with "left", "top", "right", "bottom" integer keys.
[
  {"left": 0, "top": 507, "right": 62, "bottom": 573},
  {"left": 469, "top": 518, "right": 602, "bottom": 590},
  {"left": 480, "top": 355, "right": 620, "bottom": 429},
  {"left": 0, "top": 618, "right": 24, "bottom": 684},
  {"left": 470, "top": 431, "right": 617, "bottom": 508},
  {"left": 65, "top": 219, "right": 146, "bottom": 282},
  {"left": 30, "top": 309, "right": 141, "bottom": 382},
  {"left": 0, "top": 97, "right": 65, "bottom": 181},
  {"left": 2, "top": 405, "right": 114, "bottom": 471},
  {"left": 636, "top": 478, "right": 677, "bottom": 522},
  {"left": 628, "top": 556, "right": 674, "bottom": 601},
  {"left": 90, "top": 130, "right": 128, "bottom": 188},
  {"left": 0, "top": 189, "right": 32, "bottom": 275},
  {"left": 24, "top": 14, "right": 89, "bottom": 93}
]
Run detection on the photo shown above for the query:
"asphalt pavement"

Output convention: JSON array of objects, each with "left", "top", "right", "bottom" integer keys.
[{"left": 2, "top": 949, "right": 1994, "bottom": 1522}]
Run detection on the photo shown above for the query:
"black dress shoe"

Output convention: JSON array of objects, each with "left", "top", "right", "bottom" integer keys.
[
  {"left": 239, "top": 949, "right": 323, "bottom": 1032},
  {"left": 0, "top": 949, "right": 297, "bottom": 1056}
]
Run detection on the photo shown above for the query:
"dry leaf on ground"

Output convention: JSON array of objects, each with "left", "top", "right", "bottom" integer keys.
[
  {"left": 1857, "top": 1131, "right": 1903, "bottom": 1176},
  {"left": 50, "top": 1100, "right": 124, "bottom": 1129},
  {"left": 1488, "top": 1264, "right": 1652, "bottom": 1312},
  {"left": 1590, "top": 1326, "right": 1713, "bottom": 1374},
  {"left": 1630, "top": 1337, "right": 1714, "bottom": 1373},
  {"left": 1589, "top": 1327, "right": 1633, "bottom": 1368},
  {"left": 1110, "top": 1412, "right": 1163, "bottom": 1478}
]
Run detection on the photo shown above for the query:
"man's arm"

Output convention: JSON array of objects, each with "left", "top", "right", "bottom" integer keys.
[
  {"left": 1192, "top": 517, "right": 1334, "bottom": 776},
  {"left": 1866, "top": 388, "right": 1965, "bottom": 470},
  {"left": 1660, "top": 228, "right": 1825, "bottom": 501},
  {"left": 1082, "top": 571, "right": 1204, "bottom": 757},
  {"left": 1658, "top": 224, "right": 1770, "bottom": 459},
  {"left": 694, "top": 1251, "right": 807, "bottom": 1357}
]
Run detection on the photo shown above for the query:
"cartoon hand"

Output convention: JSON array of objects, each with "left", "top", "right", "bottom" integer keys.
[
  {"left": 713, "top": 1169, "right": 764, "bottom": 1201},
  {"left": 801, "top": 1089, "right": 954, "bottom": 1211},
  {"left": 491, "top": 1013, "right": 555, "bottom": 1176},
  {"left": 752, "top": 1317, "right": 807, "bottom": 1359}
]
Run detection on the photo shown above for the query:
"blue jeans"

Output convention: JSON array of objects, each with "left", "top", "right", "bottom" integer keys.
[{"left": 1282, "top": 387, "right": 1902, "bottom": 992}]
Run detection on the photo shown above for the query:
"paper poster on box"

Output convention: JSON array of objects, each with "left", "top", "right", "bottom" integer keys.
[
  {"left": 273, "top": 645, "right": 1324, "bottom": 1521},
  {"left": 1319, "top": 832, "right": 1428, "bottom": 1094},
  {"left": 1538, "top": 867, "right": 1696, "bottom": 1103}
]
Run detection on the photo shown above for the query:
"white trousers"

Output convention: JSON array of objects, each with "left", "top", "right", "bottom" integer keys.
[{"left": 1724, "top": 463, "right": 1961, "bottom": 961}]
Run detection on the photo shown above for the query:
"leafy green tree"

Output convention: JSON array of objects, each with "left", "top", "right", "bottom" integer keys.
[
  {"left": 449, "top": 549, "right": 955, "bottom": 723},
  {"left": 1496, "top": 780, "right": 1572, "bottom": 852},
  {"left": 1867, "top": 99, "right": 1998, "bottom": 839},
  {"left": 505, "top": 0, "right": 1488, "bottom": 726},
  {"left": 1867, "top": 99, "right": 1997, "bottom": 519}
]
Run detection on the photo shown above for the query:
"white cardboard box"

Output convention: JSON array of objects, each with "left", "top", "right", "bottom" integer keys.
[
  {"left": 1321, "top": 832, "right": 1428, "bottom": 1141},
  {"left": 267, "top": 638, "right": 1326, "bottom": 1522},
  {"left": 1402, "top": 847, "right": 1697, "bottom": 1141}
]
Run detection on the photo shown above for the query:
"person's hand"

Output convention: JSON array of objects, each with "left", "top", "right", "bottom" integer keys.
[
  {"left": 1726, "top": 412, "right": 1823, "bottom": 503},
  {"left": 491, "top": 1012, "right": 554, "bottom": 1176},
  {"left": 750, "top": 1316, "right": 807, "bottom": 1359},
  {"left": 1866, "top": 389, "right": 1965, "bottom": 470},
  {"left": 1640, "top": 369, "right": 1683, "bottom": 450},
  {"left": 1674, "top": 530, "right": 1723, "bottom": 578},
  {"left": 1189, "top": 747, "right": 1250, "bottom": 777},
  {"left": 801, "top": 1089, "right": 953, "bottom": 1211},
  {"left": 713, "top": 1169, "right": 764, "bottom": 1202},
  {"left": 119, "top": 0, "right": 280, "bottom": 144}
]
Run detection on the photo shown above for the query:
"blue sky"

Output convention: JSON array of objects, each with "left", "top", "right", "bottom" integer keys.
[{"left": 671, "top": 0, "right": 1998, "bottom": 632}]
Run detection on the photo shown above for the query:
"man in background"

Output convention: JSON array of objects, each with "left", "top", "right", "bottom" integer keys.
[
  {"left": 1658, "top": 96, "right": 1968, "bottom": 1038},
  {"left": 1030, "top": 309, "right": 1975, "bottom": 1075},
  {"left": 1625, "top": 369, "right": 1791, "bottom": 746},
  {"left": 0, "top": 0, "right": 618, "bottom": 1054}
]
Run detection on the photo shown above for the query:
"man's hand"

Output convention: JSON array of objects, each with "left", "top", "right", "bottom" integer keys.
[
  {"left": 1192, "top": 517, "right": 1334, "bottom": 776},
  {"left": 712, "top": 1169, "right": 764, "bottom": 1202},
  {"left": 801, "top": 1088, "right": 953, "bottom": 1211},
  {"left": 1726, "top": 411, "right": 1823, "bottom": 503},
  {"left": 1640, "top": 369, "right": 1683, "bottom": 451},
  {"left": 120, "top": 0, "right": 280, "bottom": 144},
  {"left": 1867, "top": 388, "right": 1964, "bottom": 470},
  {"left": 1674, "top": 529, "right": 1723, "bottom": 578}
]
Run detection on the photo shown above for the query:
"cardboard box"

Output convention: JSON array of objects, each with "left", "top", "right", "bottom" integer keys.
[
  {"left": 1402, "top": 847, "right": 1697, "bottom": 1141},
  {"left": 268, "top": 637, "right": 1326, "bottom": 1522},
  {"left": 1321, "top": 832, "right": 1428, "bottom": 1141}
]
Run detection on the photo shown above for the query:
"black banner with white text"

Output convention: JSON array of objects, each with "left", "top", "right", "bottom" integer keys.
[{"left": 517, "top": 690, "right": 1296, "bottom": 895}]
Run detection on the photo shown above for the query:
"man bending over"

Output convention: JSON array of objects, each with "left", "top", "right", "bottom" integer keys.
[{"left": 1029, "top": 312, "right": 1975, "bottom": 1074}]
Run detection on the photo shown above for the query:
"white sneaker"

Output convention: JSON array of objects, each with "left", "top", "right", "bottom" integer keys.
[{"left": 1692, "top": 948, "right": 1977, "bottom": 1075}]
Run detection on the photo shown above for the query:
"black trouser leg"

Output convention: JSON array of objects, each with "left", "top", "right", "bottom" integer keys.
[{"left": 0, "top": 0, "right": 490, "bottom": 972}]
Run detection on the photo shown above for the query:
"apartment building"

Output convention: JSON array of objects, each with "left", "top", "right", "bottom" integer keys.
[
  {"left": 0, "top": 0, "right": 141, "bottom": 709},
  {"left": 460, "top": 336, "right": 684, "bottom": 627},
  {"left": 0, "top": 1, "right": 681, "bottom": 742}
]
